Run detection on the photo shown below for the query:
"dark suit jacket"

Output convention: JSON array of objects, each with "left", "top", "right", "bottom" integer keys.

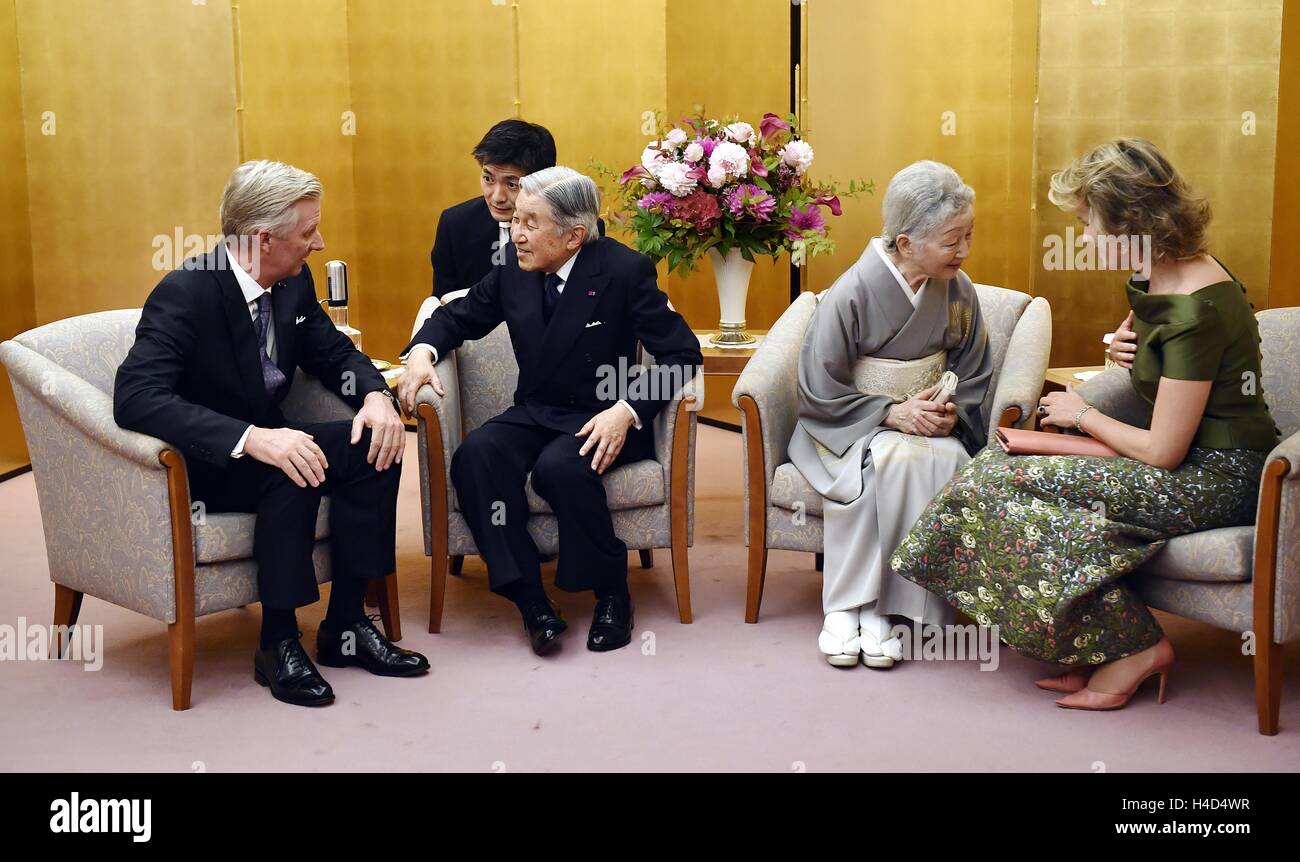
[
  {"left": 114, "top": 244, "right": 389, "bottom": 474},
  {"left": 406, "top": 237, "right": 702, "bottom": 444},
  {"left": 430, "top": 196, "right": 606, "bottom": 297}
]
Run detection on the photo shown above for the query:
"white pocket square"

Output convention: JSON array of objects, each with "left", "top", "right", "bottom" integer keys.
[
  {"left": 295, "top": 315, "right": 307, "bottom": 324},
  {"left": 584, "top": 320, "right": 604, "bottom": 329}
]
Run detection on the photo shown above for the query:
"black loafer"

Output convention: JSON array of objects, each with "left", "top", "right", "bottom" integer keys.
[
  {"left": 520, "top": 599, "right": 567, "bottom": 656},
  {"left": 587, "top": 594, "right": 634, "bottom": 652},
  {"left": 254, "top": 637, "right": 335, "bottom": 707},
  {"left": 316, "top": 616, "right": 430, "bottom": 677}
]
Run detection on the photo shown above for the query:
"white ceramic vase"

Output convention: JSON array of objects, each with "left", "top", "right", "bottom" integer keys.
[{"left": 707, "top": 247, "right": 756, "bottom": 346}]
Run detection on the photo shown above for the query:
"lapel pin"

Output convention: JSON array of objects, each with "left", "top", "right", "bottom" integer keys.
[{"left": 586, "top": 290, "right": 596, "bottom": 296}]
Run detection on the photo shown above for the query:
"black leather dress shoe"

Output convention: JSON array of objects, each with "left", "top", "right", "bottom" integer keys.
[
  {"left": 316, "top": 616, "right": 430, "bottom": 677},
  {"left": 520, "top": 599, "right": 567, "bottom": 656},
  {"left": 587, "top": 594, "right": 634, "bottom": 652},
  {"left": 254, "top": 637, "right": 335, "bottom": 707}
]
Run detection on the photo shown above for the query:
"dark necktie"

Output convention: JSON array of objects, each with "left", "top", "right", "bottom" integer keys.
[
  {"left": 253, "top": 292, "right": 287, "bottom": 396},
  {"left": 542, "top": 272, "right": 563, "bottom": 325}
]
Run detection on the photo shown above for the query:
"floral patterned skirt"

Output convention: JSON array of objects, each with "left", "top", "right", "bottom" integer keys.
[{"left": 891, "top": 446, "right": 1266, "bottom": 665}]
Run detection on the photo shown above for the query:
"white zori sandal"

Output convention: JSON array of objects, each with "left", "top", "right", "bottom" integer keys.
[
  {"left": 818, "top": 611, "right": 862, "bottom": 667},
  {"left": 858, "top": 605, "right": 904, "bottom": 669}
]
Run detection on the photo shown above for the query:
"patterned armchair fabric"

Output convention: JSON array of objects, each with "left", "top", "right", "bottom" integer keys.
[
  {"left": 412, "top": 292, "right": 700, "bottom": 629},
  {"left": 1, "top": 308, "right": 398, "bottom": 709}
]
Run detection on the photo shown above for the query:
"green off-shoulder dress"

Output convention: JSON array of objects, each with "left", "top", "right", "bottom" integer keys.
[{"left": 892, "top": 267, "right": 1279, "bottom": 665}]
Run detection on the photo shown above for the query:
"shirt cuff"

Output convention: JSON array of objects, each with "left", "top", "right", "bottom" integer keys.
[
  {"left": 401, "top": 343, "right": 438, "bottom": 364},
  {"left": 617, "top": 400, "right": 642, "bottom": 430},
  {"left": 231, "top": 424, "right": 254, "bottom": 458}
]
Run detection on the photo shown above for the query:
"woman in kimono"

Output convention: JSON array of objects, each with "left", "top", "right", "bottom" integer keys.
[
  {"left": 791, "top": 161, "right": 993, "bottom": 668},
  {"left": 893, "top": 139, "right": 1279, "bottom": 710}
]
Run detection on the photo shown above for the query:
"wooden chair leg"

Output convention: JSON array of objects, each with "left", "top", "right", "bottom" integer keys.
[
  {"left": 430, "top": 550, "right": 448, "bottom": 634},
  {"left": 450, "top": 555, "right": 465, "bottom": 576},
  {"left": 638, "top": 549, "right": 654, "bottom": 569},
  {"left": 745, "top": 543, "right": 768, "bottom": 624},
  {"left": 670, "top": 539, "right": 691, "bottom": 624},
  {"left": 814, "top": 552, "right": 824, "bottom": 572},
  {"left": 167, "top": 617, "right": 194, "bottom": 711},
  {"left": 373, "top": 573, "right": 402, "bottom": 642},
  {"left": 363, "top": 579, "right": 381, "bottom": 609},
  {"left": 1256, "top": 639, "right": 1283, "bottom": 735},
  {"left": 52, "top": 584, "right": 84, "bottom": 658}
]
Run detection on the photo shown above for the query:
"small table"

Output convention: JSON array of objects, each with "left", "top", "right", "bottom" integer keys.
[
  {"left": 1043, "top": 365, "right": 1108, "bottom": 395},
  {"left": 694, "top": 330, "right": 766, "bottom": 431}
]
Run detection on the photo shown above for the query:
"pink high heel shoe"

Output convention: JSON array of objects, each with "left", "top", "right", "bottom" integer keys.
[
  {"left": 1035, "top": 668, "right": 1093, "bottom": 693},
  {"left": 1055, "top": 638, "right": 1175, "bottom": 711}
]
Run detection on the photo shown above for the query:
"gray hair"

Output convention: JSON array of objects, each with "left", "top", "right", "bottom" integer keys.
[
  {"left": 220, "top": 160, "right": 322, "bottom": 238},
  {"left": 880, "top": 160, "right": 974, "bottom": 252},
  {"left": 520, "top": 166, "right": 600, "bottom": 245}
]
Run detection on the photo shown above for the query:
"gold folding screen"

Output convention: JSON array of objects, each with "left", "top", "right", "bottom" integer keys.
[
  {"left": 1035, "top": 0, "right": 1286, "bottom": 365},
  {"left": 0, "top": 0, "right": 34, "bottom": 474},
  {"left": 804, "top": 0, "right": 1041, "bottom": 303}
]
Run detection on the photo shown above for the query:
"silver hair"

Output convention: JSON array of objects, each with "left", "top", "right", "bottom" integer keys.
[
  {"left": 879, "top": 160, "right": 975, "bottom": 252},
  {"left": 520, "top": 166, "right": 600, "bottom": 245},
  {"left": 220, "top": 160, "right": 322, "bottom": 239}
]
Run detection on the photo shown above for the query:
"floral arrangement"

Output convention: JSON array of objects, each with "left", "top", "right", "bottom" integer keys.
[{"left": 594, "top": 111, "right": 871, "bottom": 276}]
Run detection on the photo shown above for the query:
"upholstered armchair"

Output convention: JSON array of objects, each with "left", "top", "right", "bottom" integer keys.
[
  {"left": 410, "top": 291, "right": 701, "bottom": 632},
  {"left": 0, "top": 310, "right": 401, "bottom": 711},
  {"left": 1076, "top": 307, "right": 1300, "bottom": 735},
  {"left": 731, "top": 284, "right": 1052, "bottom": 624}
]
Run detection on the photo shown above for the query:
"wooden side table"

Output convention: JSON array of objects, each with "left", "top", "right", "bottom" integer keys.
[
  {"left": 1043, "top": 365, "right": 1108, "bottom": 395},
  {"left": 694, "top": 330, "right": 766, "bottom": 431}
]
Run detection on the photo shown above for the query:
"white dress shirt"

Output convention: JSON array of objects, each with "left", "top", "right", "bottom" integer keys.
[
  {"left": 405, "top": 246, "right": 641, "bottom": 428},
  {"left": 872, "top": 237, "right": 926, "bottom": 308},
  {"left": 228, "top": 250, "right": 277, "bottom": 458}
]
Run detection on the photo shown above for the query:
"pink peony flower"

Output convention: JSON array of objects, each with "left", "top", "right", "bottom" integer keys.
[
  {"left": 780, "top": 139, "right": 814, "bottom": 174},
  {"left": 664, "top": 127, "right": 688, "bottom": 147},
  {"left": 725, "top": 122, "right": 755, "bottom": 144},
  {"left": 682, "top": 141, "right": 704, "bottom": 163},
  {"left": 709, "top": 141, "right": 750, "bottom": 180}
]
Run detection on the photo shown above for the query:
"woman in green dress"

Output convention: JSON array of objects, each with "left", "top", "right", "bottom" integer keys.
[{"left": 892, "top": 138, "right": 1280, "bottom": 711}]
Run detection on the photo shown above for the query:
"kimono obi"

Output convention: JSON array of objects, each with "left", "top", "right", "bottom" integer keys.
[{"left": 851, "top": 349, "right": 946, "bottom": 403}]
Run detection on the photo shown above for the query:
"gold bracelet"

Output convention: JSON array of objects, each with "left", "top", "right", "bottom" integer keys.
[{"left": 1074, "top": 404, "right": 1095, "bottom": 433}]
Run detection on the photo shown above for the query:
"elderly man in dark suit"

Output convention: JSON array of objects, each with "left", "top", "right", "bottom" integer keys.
[
  {"left": 399, "top": 166, "right": 702, "bottom": 656},
  {"left": 115, "top": 160, "right": 428, "bottom": 707}
]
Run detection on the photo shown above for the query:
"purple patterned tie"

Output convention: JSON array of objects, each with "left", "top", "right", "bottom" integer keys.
[{"left": 253, "top": 292, "right": 287, "bottom": 395}]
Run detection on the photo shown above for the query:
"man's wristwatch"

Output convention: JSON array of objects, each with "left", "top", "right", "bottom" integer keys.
[{"left": 373, "top": 388, "right": 401, "bottom": 414}]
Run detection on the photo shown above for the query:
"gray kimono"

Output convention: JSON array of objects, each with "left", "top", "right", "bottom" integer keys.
[{"left": 790, "top": 240, "right": 993, "bottom": 621}]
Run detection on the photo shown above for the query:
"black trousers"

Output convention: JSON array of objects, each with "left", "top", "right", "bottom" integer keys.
[
  {"left": 187, "top": 421, "right": 400, "bottom": 610},
  {"left": 450, "top": 408, "right": 651, "bottom": 596}
]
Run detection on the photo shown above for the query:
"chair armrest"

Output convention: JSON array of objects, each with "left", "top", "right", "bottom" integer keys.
[
  {"left": 1074, "top": 365, "right": 1152, "bottom": 429},
  {"left": 1, "top": 340, "right": 167, "bottom": 470},
  {"left": 1255, "top": 429, "right": 1300, "bottom": 649},
  {"left": 413, "top": 353, "right": 464, "bottom": 557},
  {"left": 280, "top": 369, "right": 358, "bottom": 424},
  {"left": 653, "top": 373, "right": 701, "bottom": 546},
  {"left": 987, "top": 296, "right": 1051, "bottom": 443},
  {"left": 730, "top": 301, "right": 812, "bottom": 490}
]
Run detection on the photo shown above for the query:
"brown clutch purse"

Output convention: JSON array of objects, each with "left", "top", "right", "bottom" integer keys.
[{"left": 996, "top": 428, "right": 1119, "bottom": 458}]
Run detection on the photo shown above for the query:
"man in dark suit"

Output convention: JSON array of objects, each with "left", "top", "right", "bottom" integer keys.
[
  {"left": 399, "top": 166, "right": 702, "bottom": 656},
  {"left": 114, "top": 160, "right": 428, "bottom": 707},
  {"left": 430, "top": 119, "right": 556, "bottom": 298}
]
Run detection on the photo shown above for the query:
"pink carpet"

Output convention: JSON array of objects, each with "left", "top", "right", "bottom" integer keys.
[{"left": 1, "top": 425, "right": 1297, "bottom": 772}]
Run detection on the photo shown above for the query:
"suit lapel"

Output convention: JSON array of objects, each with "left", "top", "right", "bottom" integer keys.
[
  {"left": 213, "top": 243, "right": 273, "bottom": 412},
  {"left": 537, "top": 245, "right": 607, "bottom": 380},
  {"left": 271, "top": 281, "right": 297, "bottom": 378}
]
